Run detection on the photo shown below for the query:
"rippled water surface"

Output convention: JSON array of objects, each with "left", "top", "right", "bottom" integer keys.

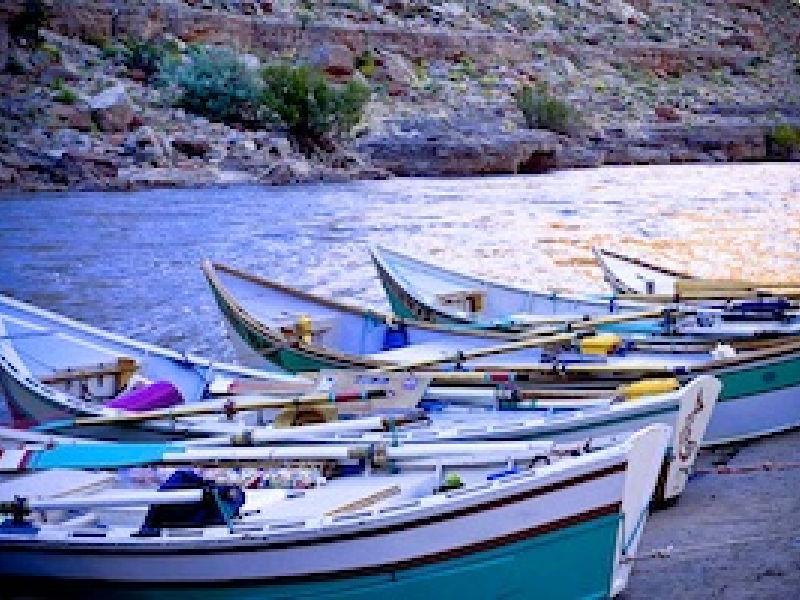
[{"left": 1, "top": 163, "right": 799, "bottom": 362}]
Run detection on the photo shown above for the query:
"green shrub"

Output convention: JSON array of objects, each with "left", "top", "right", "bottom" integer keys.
[
  {"left": 260, "top": 64, "right": 370, "bottom": 149},
  {"left": 100, "top": 42, "right": 124, "bottom": 60},
  {"left": 356, "top": 50, "right": 376, "bottom": 78},
  {"left": 770, "top": 124, "right": 800, "bottom": 150},
  {"left": 458, "top": 57, "right": 477, "bottom": 78},
  {"left": 9, "top": 0, "right": 47, "bottom": 45},
  {"left": 52, "top": 79, "right": 78, "bottom": 104},
  {"left": 39, "top": 43, "right": 61, "bottom": 62},
  {"left": 516, "top": 84, "right": 577, "bottom": 135},
  {"left": 413, "top": 59, "right": 427, "bottom": 83},
  {"left": 160, "top": 45, "right": 263, "bottom": 127},
  {"left": 121, "top": 38, "right": 166, "bottom": 81}
]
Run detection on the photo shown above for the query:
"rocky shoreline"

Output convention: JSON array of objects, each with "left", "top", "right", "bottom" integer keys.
[{"left": 1, "top": 0, "right": 799, "bottom": 192}]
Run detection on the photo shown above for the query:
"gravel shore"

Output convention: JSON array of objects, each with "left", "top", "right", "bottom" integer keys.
[{"left": 626, "top": 429, "right": 800, "bottom": 599}]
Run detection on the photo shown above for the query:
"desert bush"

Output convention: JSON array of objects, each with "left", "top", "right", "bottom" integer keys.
[
  {"left": 121, "top": 38, "right": 167, "bottom": 82},
  {"left": 769, "top": 124, "right": 800, "bottom": 159},
  {"left": 160, "top": 45, "right": 263, "bottom": 126},
  {"left": 52, "top": 79, "right": 78, "bottom": 104},
  {"left": 516, "top": 84, "right": 577, "bottom": 135},
  {"left": 771, "top": 124, "right": 800, "bottom": 149},
  {"left": 356, "top": 50, "right": 377, "bottom": 78},
  {"left": 260, "top": 64, "right": 370, "bottom": 149}
]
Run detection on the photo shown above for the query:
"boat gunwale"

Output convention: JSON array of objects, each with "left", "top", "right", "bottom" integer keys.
[
  {"left": 204, "top": 261, "right": 516, "bottom": 340},
  {"left": 0, "top": 460, "right": 626, "bottom": 555},
  {"left": 0, "top": 294, "right": 301, "bottom": 383},
  {"left": 371, "top": 245, "right": 648, "bottom": 318},
  {"left": 0, "top": 504, "right": 623, "bottom": 587},
  {"left": 202, "top": 260, "right": 527, "bottom": 372},
  {"left": 592, "top": 247, "right": 694, "bottom": 295}
]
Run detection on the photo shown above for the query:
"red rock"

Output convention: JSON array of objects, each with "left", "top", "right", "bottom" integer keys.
[
  {"left": 0, "top": 165, "right": 16, "bottom": 185},
  {"left": 308, "top": 43, "right": 354, "bottom": 79},
  {"left": 89, "top": 85, "right": 137, "bottom": 132},
  {"left": 127, "top": 68, "right": 147, "bottom": 82},
  {"left": 655, "top": 105, "right": 681, "bottom": 123}
]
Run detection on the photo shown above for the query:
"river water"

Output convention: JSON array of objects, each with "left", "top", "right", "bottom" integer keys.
[{"left": 1, "top": 163, "right": 799, "bottom": 363}]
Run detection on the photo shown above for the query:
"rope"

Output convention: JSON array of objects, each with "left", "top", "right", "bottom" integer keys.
[
  {"left": 691, "top": 461, "right": 800, "bottom": 477},
  {"left": 621, "top": 533, "right": 800, "bottom": 564}
]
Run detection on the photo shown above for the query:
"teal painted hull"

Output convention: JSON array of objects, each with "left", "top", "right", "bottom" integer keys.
[
  {"left": 209, "top": 283, "right": 336, "bottom": 373},
  {"left": 382, "top": 281, "right": 420, "bottom": 321},
  {"left": 63, "top": 513, "right": 620, "bottom": 600},
  {"left": 717, "top": 352, "right": 800, "bottom": 401}
]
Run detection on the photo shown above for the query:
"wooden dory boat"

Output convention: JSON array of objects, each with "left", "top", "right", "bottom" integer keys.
[
  {"left": 202, "top": 259, "right": 536, "bottom": 372},
  {"left": 0, "top": 295, "right": 427, "bottom": 439},
  {"left": 205, "top": 259, "right": 775, "bottom": 376},
  {"left": 370, "top": 244, "right": 647, "bottom": 328},
  {"left": 372, "top": 246, "right": 800, "bottom": 341},
  {"left": 0, "top": 425, "right": 670, "bottom": 598},
  {"left": 201, "top": 261, "right": 800, "bottom": 446},
  {"left": 593, "top": 247, "right": 800, "bottom": 300},
  {"left": 422, "top": 330, "right": 800, "bottom": 447},
  {"left": 0, "top": 293, "right": 719, "bottom": 487}
]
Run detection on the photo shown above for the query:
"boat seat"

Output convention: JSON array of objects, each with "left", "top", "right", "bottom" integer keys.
[
  {"left": 435, "top": 289, "right": 486, "bottom": 314},
  {"left": 41, "top": 357, "right": 139, "bottom": 400}
]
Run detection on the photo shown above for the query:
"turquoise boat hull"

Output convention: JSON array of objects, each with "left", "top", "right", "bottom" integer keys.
[{"left": 9, "top": 512, "right": 621, "bottom": 600}]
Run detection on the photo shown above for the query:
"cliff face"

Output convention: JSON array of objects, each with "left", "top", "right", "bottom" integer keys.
[{"left": 1, "top": 0, "right": 798, "bottom": 190}]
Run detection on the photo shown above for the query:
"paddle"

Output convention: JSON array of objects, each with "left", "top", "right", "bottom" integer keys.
[
  {"left": 616, "top": 289, "right": 800, "bottom": 302},
  {"left": 34, "top": 390, "right": 388, "bottom": 431},
  {"left": 2, "top": 438, "right": 557, "bottom": 472},
  {"left": 377, "top": 308, "right": 672, "bottom": 372},
  {"left": 34, "top": 370, "right": 432, "bottom": 432}
]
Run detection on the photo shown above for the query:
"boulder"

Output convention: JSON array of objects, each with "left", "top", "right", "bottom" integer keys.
[
  {"left": 655, "top": 105, "right": 681, "bottom": 123},
  {"left": 307, "top": 43, "right": 354, "bottom": 78},
  {"left": 0, "top": 165, "right": 16, "bottom": 186},
  {"left": 124, "top": 126, "right": 169, "bottom": 163},
  {"left": 51, "top": 103, "right": 93, "bottom": 131},
  {"left": 267, "top": 158, "right": 312, "bottom": 185},
  {"left": 607, "top": 0, "right": 648, "bottom": 25},
  {"left": 382, "top": 53, "right": 415, "bottom": 87},
  {"left": 240, "top": 53, "right": 261, "bottom": 71},
  {"left": 40, "top": 63, "right": 81, "bottom": 85},
  {"left": 89, "top": 85, "right": 136, "bottom": 132},
  {"left": 52, "top": 128, "right": 92, "bottom": 150}
]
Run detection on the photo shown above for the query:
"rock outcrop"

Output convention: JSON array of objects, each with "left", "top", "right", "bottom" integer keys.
[{"left": 0, "top": 0, "right": 798, "bottom": 190}]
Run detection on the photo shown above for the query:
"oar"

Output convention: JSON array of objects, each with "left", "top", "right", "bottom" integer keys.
[
  {"left": 378, "top": 308, "right": 672, "bottom": 372},
  {"left": 34, "top": 389, "right": 392, "bottom": 431},
  {"left": 5, "top": 439, "right": 557, "bottom": 472},
  {"left": 617, "top": 289, "right": 800, "bottom": 302},
  {"left": 0, "top": 489, "right": 205, "bottom": 512},
  {"left": 191, "top": 415, "right": 411, "bottom": 446},
  {"left": 421, "top": 363, "right": 683, "bottom": 386}
]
